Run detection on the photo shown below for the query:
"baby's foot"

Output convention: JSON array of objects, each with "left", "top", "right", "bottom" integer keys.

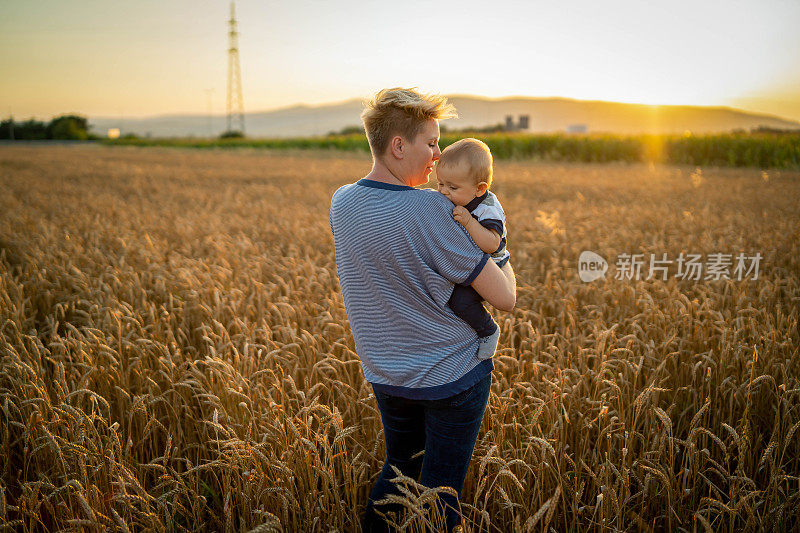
[{"left": 476, "top": 328, "right": 501, "bottom": 360}]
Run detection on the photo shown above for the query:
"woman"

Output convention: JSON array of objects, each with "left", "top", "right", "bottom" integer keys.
[{"left": 329, "top": 88, "right": 516, "bottom": 532}]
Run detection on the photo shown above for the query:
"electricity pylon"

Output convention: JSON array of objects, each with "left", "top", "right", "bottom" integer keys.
[{"left": 226, "top": 2, "right": 245, "bottom": 135}]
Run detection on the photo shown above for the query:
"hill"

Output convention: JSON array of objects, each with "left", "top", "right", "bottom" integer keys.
[{"left": 90, "top": 96, "right": 800, "bottom": 138}]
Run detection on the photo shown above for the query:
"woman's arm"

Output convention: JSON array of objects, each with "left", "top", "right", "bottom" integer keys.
[
  {"left": 453, "top": 206, "right": 502, "bottom": 254},
  {"left": 471, "top": 261, "right": 516, "bottom": 312}
]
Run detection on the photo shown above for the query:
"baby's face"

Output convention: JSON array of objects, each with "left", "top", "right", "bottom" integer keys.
[{"left": 435, "top": 164, "right": 482, "bottom": 207}]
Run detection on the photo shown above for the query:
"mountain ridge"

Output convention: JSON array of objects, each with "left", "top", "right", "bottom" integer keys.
[{"left": 90, "top": 95, "right": 800, "bottom": 138}]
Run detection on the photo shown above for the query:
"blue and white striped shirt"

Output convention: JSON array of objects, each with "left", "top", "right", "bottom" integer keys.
[{"left": 330, "top": 179, "right": 493, "bottom": 400}]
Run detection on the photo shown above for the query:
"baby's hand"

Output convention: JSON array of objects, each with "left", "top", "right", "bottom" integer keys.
[{"left": 452, "top": 205, "right": 471, "bottom": 227}]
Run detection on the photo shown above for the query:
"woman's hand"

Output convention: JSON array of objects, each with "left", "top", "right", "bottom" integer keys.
[{"left": 471, "top": 261, "right": 516, "bottom": 312}]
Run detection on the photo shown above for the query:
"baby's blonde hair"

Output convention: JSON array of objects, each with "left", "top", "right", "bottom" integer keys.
[
  {"left": 438, "top": 138, "right": 494, "bottom": 187},
  {"left": 361, "top": 88, "right": 457, "bottom": 158}
]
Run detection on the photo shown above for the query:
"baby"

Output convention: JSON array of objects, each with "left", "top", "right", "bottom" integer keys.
[{"left": 436, "top": 138, "right": 510, "bottom": 360}]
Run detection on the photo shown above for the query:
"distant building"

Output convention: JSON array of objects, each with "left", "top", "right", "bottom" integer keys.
[
  {"left": 566, "top": 124, "right": 587, "bottom": 134},
  {"left": 505, "top": 115, "right": 531, "bottom": 131}
]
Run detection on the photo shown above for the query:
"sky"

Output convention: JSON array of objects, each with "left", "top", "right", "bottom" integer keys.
[{"left": 2, "top": 0, "right": 800, "bottom": 122}]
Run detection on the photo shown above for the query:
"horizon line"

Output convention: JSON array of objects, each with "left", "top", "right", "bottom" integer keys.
[{"left": 9, "top": 93, "right": 800, "bottom": 125}]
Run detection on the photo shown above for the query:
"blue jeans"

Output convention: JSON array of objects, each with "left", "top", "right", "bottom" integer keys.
[{"left": 362, "top": 374, "right": 492, "bottom": 532}]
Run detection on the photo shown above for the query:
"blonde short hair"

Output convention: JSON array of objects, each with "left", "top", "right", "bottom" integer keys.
[
  {"left": 438, "top": 138, "right": 494, "bottom": 187},
  {"left": 361, "top": 88, "right": 457, "bottom": 158}
]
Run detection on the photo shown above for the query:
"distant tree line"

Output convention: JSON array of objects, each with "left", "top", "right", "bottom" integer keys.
[
  {"left": 108, "top": 130, "right": 800, "bottom": 169},
  {"left": 0, "top": 115, "right": 94, "bottom": 140}
]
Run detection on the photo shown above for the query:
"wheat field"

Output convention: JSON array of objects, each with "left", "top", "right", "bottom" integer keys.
[{"left": 0, "top": 144, "right": 798, "bottom": 532}]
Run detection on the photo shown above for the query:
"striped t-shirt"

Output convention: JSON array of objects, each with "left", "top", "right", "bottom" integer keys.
[
  {"left": 330, "top": 178, "right": 493, "bottom": 400},
  {"left": 464, "top": 190, "right": 510, "bottom": 267}
]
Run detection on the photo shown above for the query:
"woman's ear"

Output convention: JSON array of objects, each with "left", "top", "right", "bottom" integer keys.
[{"left": 389, "top": 136, "right": 404, "bottom": 159}]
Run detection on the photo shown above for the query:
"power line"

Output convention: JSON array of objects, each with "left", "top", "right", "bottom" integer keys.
[
  {"left": 226, "top": 2, "right": 245, "bottom": 135},
  {"left": 205, "top": 88, "right": 214, "bottom": 137}
]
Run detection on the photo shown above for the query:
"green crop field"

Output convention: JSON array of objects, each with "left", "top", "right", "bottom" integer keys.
[{"left": 104, "top": 130, "right": 800, "bottom": 169}]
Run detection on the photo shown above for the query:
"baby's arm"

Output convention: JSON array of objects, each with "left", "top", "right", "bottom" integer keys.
[{"left": 452, "top": 206, "right": 502, "bottom": 254}]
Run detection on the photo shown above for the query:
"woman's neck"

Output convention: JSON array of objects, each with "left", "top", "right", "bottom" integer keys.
[{"left": 365, "top": 159, "right": 410, "bottom": 187}]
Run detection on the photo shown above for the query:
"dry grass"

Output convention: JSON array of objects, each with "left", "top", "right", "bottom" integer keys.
[{"left": 0, "top": 145, "right": 798, "bottom": 532}]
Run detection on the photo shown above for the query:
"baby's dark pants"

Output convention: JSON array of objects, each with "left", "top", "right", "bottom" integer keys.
[{"left": 448, "top": 284, "right": 498, "bottom": 337}]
